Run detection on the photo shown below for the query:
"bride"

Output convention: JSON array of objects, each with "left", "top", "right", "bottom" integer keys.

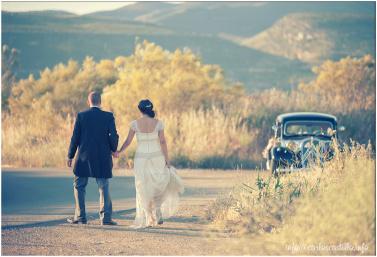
[{"left": 114, "top": 99, "right": 184, "bottom": 228}]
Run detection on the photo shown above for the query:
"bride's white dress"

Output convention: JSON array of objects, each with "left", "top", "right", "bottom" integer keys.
[{"left": 130, "top": 120, "right": 184, "bottom": 228}]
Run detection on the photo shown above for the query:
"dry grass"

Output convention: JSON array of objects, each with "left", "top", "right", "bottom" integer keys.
[
  {"left": 3, "top": 42, "right": 375, "bottom": 170},
  {"left": 1, "top": 112, "right": 71, "bottom": 167},
  {"left": 207, "top": 142, "right": 375, "bottom": 255},
  {"left": 2, "top": 107, "right": 256, "bottom": 169},
  {"left": 163, "top": 107, "right": 257, "bottom": 168}
]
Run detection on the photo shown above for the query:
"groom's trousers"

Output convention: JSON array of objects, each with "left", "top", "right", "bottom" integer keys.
[{"left": 73, "top": 176, "right": 113, "bottom": 222}]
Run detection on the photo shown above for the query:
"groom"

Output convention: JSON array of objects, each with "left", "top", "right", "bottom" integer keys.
[{"left": 67, "top": 91, "right": 119, "bottom": 225}]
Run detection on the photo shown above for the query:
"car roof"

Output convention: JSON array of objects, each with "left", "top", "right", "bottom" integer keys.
[{"left": 276, "top": 112, "right": 337, "bottom": 123}]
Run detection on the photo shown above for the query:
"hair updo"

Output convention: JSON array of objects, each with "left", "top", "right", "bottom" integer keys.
[{"left": 138, "top": 99, "right": 155, "bottom": 118}]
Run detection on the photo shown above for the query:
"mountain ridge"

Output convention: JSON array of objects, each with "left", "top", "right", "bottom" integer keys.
[
  {"left": 86, "top": 2, "right": 375, "bottom": 37},
  {"left": 1, "top": 2, "right": 375, "bottom": 91},
  {"left": 237, "top": 12, "right": 376, "bottom": 64}
]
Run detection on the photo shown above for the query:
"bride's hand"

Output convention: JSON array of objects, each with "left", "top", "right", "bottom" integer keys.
[{"left": 112, "top": 151, "right": 120, "bottom": 158}]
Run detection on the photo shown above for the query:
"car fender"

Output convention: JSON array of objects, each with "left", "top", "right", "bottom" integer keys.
[{"left": 271, "top": 146, "right": 296, "bottom": 163}]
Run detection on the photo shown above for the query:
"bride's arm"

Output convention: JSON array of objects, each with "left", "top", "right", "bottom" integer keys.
[
  {"left": 158, "top": 130, "right": 170, "bottom": 167},
  {"left": 117, "top": 128, "right": 135, "bottom": 154}
]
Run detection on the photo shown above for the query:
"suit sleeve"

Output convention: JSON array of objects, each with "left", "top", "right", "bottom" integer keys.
[
  {"left": 108, "top": 114, "right": 119, "bottom": 152},
  {"left": 68, "top": 113, "right": 81, "bottom": 159}
]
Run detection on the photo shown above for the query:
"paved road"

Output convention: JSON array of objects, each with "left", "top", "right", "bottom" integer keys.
[{"left": 2, "top": 168, "right": 247, "bottom": 255}]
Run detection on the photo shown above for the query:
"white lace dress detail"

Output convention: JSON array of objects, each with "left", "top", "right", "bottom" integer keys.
[{"left": 130, "top": 120, "right": 184, "bottom": 228}]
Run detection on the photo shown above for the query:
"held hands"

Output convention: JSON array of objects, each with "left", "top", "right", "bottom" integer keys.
[{"left": 112, "top": 150, "right": 121, "bottom": 158}]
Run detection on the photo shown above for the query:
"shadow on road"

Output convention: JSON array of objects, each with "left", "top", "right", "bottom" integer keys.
[{"left": 2, "top": 208, "right": 136, "bottom": 230}]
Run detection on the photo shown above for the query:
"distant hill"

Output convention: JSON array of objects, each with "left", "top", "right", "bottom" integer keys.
[
  {"left": 88, "top": 2, "right": 376, "bottom": 64},
  {"left": 2, "top": 9, "right": 313, "bottom": 91},
  {"left": 87, "top": 2, "right": 175, "bottom": 21},
  {"left": 90, "top": 2, "right": 374, "bottom": 37},
  {"left": 1, "top": 1, "right": 375, "bottom": 91},
  {"left": 2, "top": 30, "right": 312, "bottom": 91},
  {"left": 233, "top": 13, "right": 376, "bottom": 64},
  {"left": 2, "top": 11, "right": 172, "bottom": 35}
]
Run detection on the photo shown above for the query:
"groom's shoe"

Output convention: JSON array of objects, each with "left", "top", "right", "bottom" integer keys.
[
  {"left": 101, "top": 220, "right": 117, "bottom": 226},
  {"left": 67, "top": 217, "right": 87, "bottom": 224},
  {"left": 156, "top": 209, "right": 163, "bottom": 225}
]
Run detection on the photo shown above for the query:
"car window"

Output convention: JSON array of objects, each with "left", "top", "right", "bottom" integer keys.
[{"left": 284, "top": 121, "right": 334, "bottom": 137}]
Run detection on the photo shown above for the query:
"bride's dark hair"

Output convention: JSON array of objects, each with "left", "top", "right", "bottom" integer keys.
[{"left": 138, "top": 99, "right": 155, "bottom": 118}]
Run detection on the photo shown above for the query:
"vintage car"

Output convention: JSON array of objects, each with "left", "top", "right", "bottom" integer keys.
[{"left": 264, "top": 112, "right": 345, "bottom": 176}]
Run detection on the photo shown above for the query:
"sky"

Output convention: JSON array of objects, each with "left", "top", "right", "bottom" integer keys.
[{"left": 1, "top": 1, "right": 136, "bottom": 15}]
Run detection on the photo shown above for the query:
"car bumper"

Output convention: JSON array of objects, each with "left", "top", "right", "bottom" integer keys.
[{"left": 275, "top": 167, "right": 310, "bottom": 173}]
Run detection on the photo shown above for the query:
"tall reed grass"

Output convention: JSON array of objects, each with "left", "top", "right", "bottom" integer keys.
[
  {"left": 164, "top": 107, "right": 257, "bottom": 169},
  {"left": 207, "top": 142, "right": 375, "bottom": 255},
  {"left": 2, "top": 107, "right": 256, "bottom": 169},
  {"left": 2, "top": 111, "right": 71, "bottom": 167}
]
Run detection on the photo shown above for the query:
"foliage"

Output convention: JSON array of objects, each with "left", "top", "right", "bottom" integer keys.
[
  {"left": 2, "top": 40, "right": 376, "bottom": 168},
  {"left": 102, "top": 40, "right": 244, "bottom": 121},
  {"left": 1, "top": 111, "right": 71, "bottom": 167},
  {"left": 245, "top": 55, "right": 376, "bottom": 155},
  {"left": 298, "top": 55, "right": 375, "bottom": 113},
  {"left": 164, "top": 107, "right": 256, "bottom": 169},
  {"left": 209, "top": 143, "right": 375, "bottom": 255},
  {"left": 9, "top": 57, "right": 118, "bottom": 117}
]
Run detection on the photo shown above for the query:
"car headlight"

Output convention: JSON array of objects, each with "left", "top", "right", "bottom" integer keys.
[{"left": 287, "top": 141, "right": 300, "bottom": 152}]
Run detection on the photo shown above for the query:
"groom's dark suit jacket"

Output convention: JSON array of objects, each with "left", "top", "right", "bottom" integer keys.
[{"left": 68, "top": 107, "right": 119, "bottom": 178}]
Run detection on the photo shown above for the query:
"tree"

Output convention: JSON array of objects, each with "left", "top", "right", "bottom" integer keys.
[
  {"left": 298, "top": 55, "right": 375, "bottom": 114},
  {"left": 102, "top": 40, "right": 244, "bottom": 123},
  {"left": 9, "top": 57, "right": 119, "bottom": 117},
  {"left": 2, "top": 44, "right": 19, "bottom": 109}
]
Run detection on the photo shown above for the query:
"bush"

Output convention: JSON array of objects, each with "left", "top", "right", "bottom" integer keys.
[
  {"left": 2, "top": 40, "right": 375, "bottom": 169},
  {"left": 2, "top": 112, "right": 71, "bottom": 167},
  {"left": 208, "top": 142, "right": 375, "bottom": 255}
]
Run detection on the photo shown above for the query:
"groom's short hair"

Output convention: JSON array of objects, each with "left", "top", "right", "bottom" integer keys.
[{"left": 88, "top": 91, "right": 101, "bottom": 106}]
